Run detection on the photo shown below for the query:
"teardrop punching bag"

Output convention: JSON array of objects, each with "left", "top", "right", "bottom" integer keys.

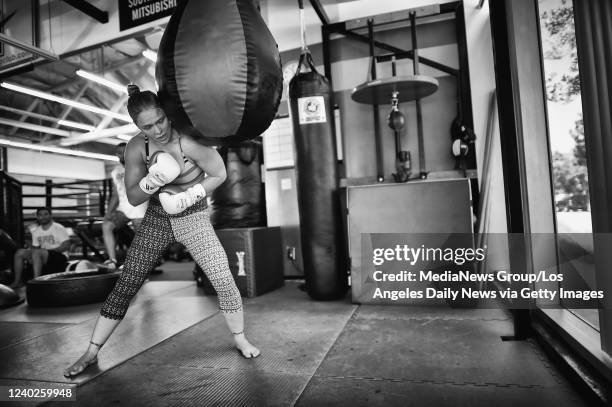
[
  {"left": 156, "top": 0, "right": 283, "bottom": 146},
  {"left": 289, "top": 49, "right": 348, "bottom": 300}
]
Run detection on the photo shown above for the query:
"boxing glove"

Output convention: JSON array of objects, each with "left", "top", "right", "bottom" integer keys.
[
  {"left": 159, "top": 183, "right": 206, "bottom": 215},
  {"left": 138, "top": 152, "right": 181, "bottom": 194}
]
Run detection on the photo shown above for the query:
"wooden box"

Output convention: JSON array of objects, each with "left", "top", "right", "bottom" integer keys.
[{"left": 195, "top": 226, "right": 284, "bottom": 297}]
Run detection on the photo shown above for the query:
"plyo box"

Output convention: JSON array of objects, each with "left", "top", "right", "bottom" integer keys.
[{"left": 196, "top": 226, "right": 284, "bottom": 297}]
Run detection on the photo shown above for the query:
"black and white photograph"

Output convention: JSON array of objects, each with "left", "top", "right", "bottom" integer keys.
[{"left": 0, "top": 0, "right": 610, "bottom": 406}]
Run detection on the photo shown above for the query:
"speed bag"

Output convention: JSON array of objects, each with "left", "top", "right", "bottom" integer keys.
[
  {"left": 156, "top": 0, "right": 283, "bottom": 146},
  {"left": 289, "top": 51, "right": 347, "bottom": 301},
  {"left": 211, "top": 141, "right": 266, "bottom": 228}
]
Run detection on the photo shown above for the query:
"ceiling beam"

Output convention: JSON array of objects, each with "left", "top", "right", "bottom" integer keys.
[
  {"left": 61, "top": 0, "right": 109, "bottom": 24},
  {"left": 0, "top": 118, "right": 81, "bottom": 138},
  {"left": 0, "top": 32, "right": 59, "bottom": 61},
  {"left": 0, "top": 107, "right": 122, "bottom": 146},
  {"left": 8, "top": 99, "right": 40, "bottom": 136},
  {"left": 0, "top": 105, "right": 69, "bottom": 123},
  {"left": 0, "top": 81, "right": 132, "bottom": 121},
  {"left": 47, "top": 77, "right": 85, "bottom": 92},
  {"left": 104, "top": 55, "right": 148, "bottom": 73},
  {"left": 0, "top": 137, "right": 119, "bottom": 161},
  {"left": 51, "top": 83, "right": 90, "bottom": 128},
  {"left": 54, "top": 54, "right": 153, "bottom": 147}
]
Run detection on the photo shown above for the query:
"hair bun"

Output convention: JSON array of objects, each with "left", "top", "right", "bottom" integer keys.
[{"left": 127, "top": 84, "right": 140, "bottom": 97}]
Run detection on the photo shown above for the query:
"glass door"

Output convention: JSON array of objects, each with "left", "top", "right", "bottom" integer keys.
[{"left": 538, "top": 0, "right": 597, "bottom": 330}]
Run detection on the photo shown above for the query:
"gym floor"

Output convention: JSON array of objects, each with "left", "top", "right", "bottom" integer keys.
[{"left": 0, "top": 261, "right": 589, "bottom": 406}]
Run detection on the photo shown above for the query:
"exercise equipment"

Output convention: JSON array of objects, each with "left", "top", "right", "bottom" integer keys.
[
  {"left": 351, "top": 76, "right": 438, "bottom": 104},
  {"left": 352, "top": 75, "right": 438, "bottom": 181},
  {"left": 26, "top": 265, "right": 120, "bottom": 307},
  {"left": 210, "top": 140, "right": 266, "bottom": 228},
  {"left": 450, "top": 69, "right": 476, "bottom": 176},
  {"left": 156, "top": 0, "right": 283, "bottom": 146},
  {"left": 288, "top": 2, "right": 347, "bottom": 300},
  {"left": 351, "top": 12, "right": 439, "bottom": 181},
  {"left": 195, "top": 227, "right": 283, "bottom": 297}
]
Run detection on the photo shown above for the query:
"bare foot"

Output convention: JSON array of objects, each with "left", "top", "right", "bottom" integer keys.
[
  {"left": 63, "top": 351, "right": 98, "bottom": 378},
  {"left": 234, "top": 334, "right": 260, "bottom": 359}
]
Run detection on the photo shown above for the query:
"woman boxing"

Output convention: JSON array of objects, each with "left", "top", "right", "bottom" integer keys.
[{"left": 64, "top": 84, "right": 260, "bottom": 378}]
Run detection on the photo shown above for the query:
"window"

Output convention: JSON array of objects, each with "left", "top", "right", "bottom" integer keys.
[{"left": 538, "top": 0, "right": 597, "bottom": 330}]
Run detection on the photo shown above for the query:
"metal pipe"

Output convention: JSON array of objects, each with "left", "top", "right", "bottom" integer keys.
[
  {"left": 308, "top": 0, "right": 330, "bottom": 25},
  {"left": 368, "top": 19, "right": 384, "bottom": 182},
  {"left": 410, "top": 11, "right": 427, "bottom": 179},
  {"left": 0, "top": 33, "right": 58, "bottom": 61},
  {"left": 336, "top": 28, "right": 458, "bottom": 76}
]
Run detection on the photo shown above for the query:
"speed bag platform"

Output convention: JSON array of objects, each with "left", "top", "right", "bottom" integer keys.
[{"left": 194, "top": 227, "right": 284, "bottom": 297}]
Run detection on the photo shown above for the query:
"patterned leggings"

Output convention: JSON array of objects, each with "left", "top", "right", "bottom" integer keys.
[{"left": 100, "top": 199, "right": 242, "bottom": 320}]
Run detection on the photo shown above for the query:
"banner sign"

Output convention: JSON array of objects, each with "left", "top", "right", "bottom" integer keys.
[
  {"left": 119, "top": 0, "right": 178, "bottom": 31},
  {"left": 0, "top": 0, "right": 36, "bottom": 70}
]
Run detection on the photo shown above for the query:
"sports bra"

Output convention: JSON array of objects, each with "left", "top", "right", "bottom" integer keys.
[{"left": 144, "top": 134, "right": 206, "bottom": 189}]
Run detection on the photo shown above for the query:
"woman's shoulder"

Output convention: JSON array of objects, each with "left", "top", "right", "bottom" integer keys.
[
  {"left": 179, "top": 133, "right": 215, "bottom": 153},
  {"left": 125, "top": 134, "right": 146, "bottom": 155},
  {"left": 179, "top": 133, "right": 198, "bottom": 148},
  {"left": 178, "top": 134, "right": 206, "bottom": 159},
  {"left": 126, "top": 133, "right": 146, "bottom": 148},
  {"left": 124, "top": 134, "right": 147, "bottom": 165}
]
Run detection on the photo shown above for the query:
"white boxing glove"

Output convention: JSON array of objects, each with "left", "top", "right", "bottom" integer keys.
[
  {"left": 187, "top": 183, "right": 206, "bottom": 202},
  {"left": 159, "top": 183, "right": 206, "bottom": 215},
  {"left": 138, "top": 152, "right": 181, "bottom": 195}
]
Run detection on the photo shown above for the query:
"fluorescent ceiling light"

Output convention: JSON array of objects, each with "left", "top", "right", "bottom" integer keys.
[
  {"left": 142, "top": 49, "right": 157, "bottom": 62},
  {"left": 60, "top": 123, "right": 139, "bottom": 146},
  {"left": 57, "top": 119, "right": 96, "bottom": 131},
  {"left": 0, "top": 138, "right": 119, "bottom": 161},
  {"left": 76, "top": 69, "right": 128, "bottom": 94},
  {"left": 0, "top": 106, "right": 122, "bottom": 145},
  {"left": 0, "top": 82, "right": 132, "bottom": 122},
  {"left": 0, "top": 118, "right": 79, "bottom": 137},
  {"left": 0, "top": 105, "right": 96, "bottom": 131}
]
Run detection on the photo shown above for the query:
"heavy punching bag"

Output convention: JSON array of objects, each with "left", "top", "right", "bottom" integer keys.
[
  {"left": 156, "top": 0, "right": 283, "bottom": 146},
  {"left": 289, "top": 5, "right": 347, "bottom": 300},
  {"left": 211, "top": 140, "right": 266, "bottom": 228}
]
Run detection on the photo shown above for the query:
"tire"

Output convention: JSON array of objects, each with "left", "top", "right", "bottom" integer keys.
[{"left": 26, "top": 266, "right": 120, "bottom": 307}]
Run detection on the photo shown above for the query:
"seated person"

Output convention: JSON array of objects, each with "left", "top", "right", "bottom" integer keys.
[
  {"left": 103, "top": 143, "right": 148, "bottom": 269},
  {"left": 10, "top": 207, "right": 70, "bottom": 288}
]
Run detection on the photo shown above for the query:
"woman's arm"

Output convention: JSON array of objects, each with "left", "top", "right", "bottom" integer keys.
[
  {"left": 182, "top": 135, "right": 227, "bottom": 195},
  {"left": 123, "top": 137, "right": 152, "bottom": 206}
]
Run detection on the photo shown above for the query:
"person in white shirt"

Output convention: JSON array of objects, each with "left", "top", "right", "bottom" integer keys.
[
  {"left": 10, "top": 207, "right": 71, "bottom": 288},
  {"left": 102, "top": 143, "right": 148, "bottom": 269}
]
